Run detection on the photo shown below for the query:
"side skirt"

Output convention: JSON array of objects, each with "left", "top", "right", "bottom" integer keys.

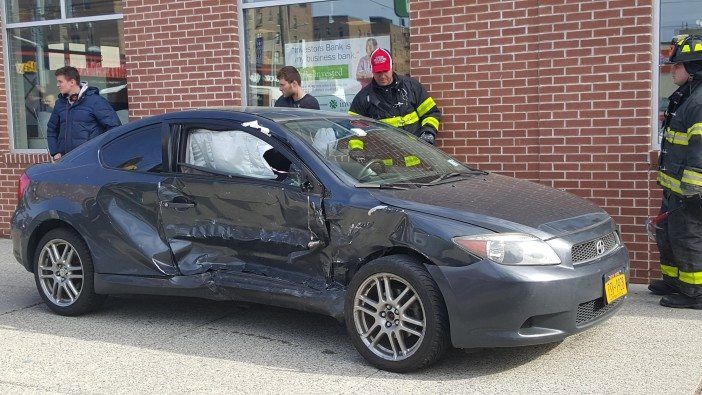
[{"left": 94, "top": 271, "right": 346, "bottom": 320}]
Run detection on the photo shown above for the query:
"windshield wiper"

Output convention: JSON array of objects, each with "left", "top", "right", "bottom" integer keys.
[
  {"left": 355, "top": 183, "right": 409, "bottom": 190},
  {"left": 429, "top": 170, "right": 487, "bottom": 184}
]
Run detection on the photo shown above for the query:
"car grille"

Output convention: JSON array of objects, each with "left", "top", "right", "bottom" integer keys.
[
  {"left": 571, "top": 231, "right": 620, "bottom": 264},
  {"left": 576, "top": 296, "right": 622, "bottom": 327}
]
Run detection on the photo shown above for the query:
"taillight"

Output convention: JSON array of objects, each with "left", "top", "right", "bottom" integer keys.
[{"left": 17, "top": 173, "right": 30, "bottom": 201}]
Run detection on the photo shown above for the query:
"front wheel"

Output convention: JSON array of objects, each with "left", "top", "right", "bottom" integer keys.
[
  {"left": 33, "top": 228, "right": 106, "bottom": 316},
  {"left": 345, "top": 255, "right": 450, "bottom": 372}
]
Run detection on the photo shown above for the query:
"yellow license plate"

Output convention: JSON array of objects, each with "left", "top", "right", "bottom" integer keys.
[{"left": 604, "top": 273, "right": 627, "bottom": 304}]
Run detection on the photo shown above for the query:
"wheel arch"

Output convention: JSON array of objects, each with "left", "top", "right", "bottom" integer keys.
[
  {"left": 345, "top": 246, "right": 435, "bottom": 286},
  {"left": 26, "top": 219, "right": 83, "bottom": 273}
]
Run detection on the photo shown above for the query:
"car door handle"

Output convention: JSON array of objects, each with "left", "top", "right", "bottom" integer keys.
[{"left": 163, "top": 196, "right": 196, "bottom": 209}]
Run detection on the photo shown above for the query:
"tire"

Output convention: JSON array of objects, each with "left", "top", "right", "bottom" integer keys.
[
  {"left": 344, "top": 254, "right": 450, "bottom": 372},
  {"left": 33, "top": 228, "right": 106, "bottom": 316}
]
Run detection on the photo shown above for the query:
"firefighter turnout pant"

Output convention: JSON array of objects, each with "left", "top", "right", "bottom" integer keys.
[{"left": 656, "top": 191, "right": 702, "bottom": 297}]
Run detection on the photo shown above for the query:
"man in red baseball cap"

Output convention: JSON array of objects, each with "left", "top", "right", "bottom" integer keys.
[{"left": 349, "top": 48, "right": 441, "bottom": 144}]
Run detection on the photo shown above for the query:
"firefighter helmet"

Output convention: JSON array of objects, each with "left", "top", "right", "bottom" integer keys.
[{"left": 664, "top": 34, "right": 702, "bottom": 64}]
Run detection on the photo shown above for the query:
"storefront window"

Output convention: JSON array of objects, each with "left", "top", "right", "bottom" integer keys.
[
  {"left": 658, "top": 1, "right": 702, "bottom": 135},
  {"left": 7, "top": 19, "right": 127, "bottom": 149},
  {"left": 67, "top": 0, "right": 122, "bottom": 18},
  {"left": 243, "top": 0, "right": 410, "bottom": 112},
  {"left": 4, "top": 0, "right": 61, "bottom": 23}
]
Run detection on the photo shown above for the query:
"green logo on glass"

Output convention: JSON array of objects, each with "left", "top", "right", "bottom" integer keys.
[
  {"left": 329, "top": 99, "right": 338, "bottom": 109},
  {"left": 300, "top": 65, "right": 349, "bottom": 81}
]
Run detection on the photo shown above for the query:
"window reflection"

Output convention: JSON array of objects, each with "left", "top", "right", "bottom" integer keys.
[
  {"left": 67, "top": 0, "right": 123, "bottom": 18},
  {"left": 244, "top": 0, "right": 410, "bottom": 112},
  {"left": 4, "top": 0, "right": 61, "bottom": 23},
  {"left": 659, "top": 1, "right": 702, "bottom": 131},
  {"left": 7, "top": 20, "right": 128, "bottom": 149}
]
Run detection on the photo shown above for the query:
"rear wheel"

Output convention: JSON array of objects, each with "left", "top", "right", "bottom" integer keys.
[
  {"left": 33, "top": 228, "right": 106, "bottom": 316},
  {"left": 345, "top": 255, "right": 450, "bottom": 372}
]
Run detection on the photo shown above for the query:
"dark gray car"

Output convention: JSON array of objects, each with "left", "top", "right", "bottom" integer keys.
[{"left": 11, "top": 108, "right": 629, "bottom": 372}]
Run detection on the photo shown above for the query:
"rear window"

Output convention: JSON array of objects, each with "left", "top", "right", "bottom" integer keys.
[{"left": 101, "top": 124, "right": 163, "bottom": 172}]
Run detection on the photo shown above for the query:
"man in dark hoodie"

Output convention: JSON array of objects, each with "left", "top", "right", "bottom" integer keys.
[
  {"left": 47, "top": 66, "right": 121, "bottom": 160},
  {"left": 348, "top": 48, "right": 441, "bottom": 144},
  {"left": 651, "top": 34, "right": 702, "bottom": 309}
]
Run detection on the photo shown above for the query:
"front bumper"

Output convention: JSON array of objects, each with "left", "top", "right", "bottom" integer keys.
[{"left": 426, "top": 246, "right": 629, "bottom": 349}]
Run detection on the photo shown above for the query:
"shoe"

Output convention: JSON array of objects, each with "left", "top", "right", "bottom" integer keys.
[
  {"left": 659, "top": 294, "right": 702, "bottom": 309},
  {"left": 648, "top": 280, "right": 679, "bottom": 295}
]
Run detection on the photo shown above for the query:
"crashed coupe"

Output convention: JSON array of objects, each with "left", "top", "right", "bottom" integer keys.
[{"left": 12, "top": 108, "right": 629, "bottom": 372}]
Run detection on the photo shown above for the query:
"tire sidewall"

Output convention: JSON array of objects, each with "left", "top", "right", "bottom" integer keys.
[
  {"left": 33, "top": 228, "right": 102, "bottom": 316},
  {"left": 344, "top": 255, "right": 447, "bottom": 372}
]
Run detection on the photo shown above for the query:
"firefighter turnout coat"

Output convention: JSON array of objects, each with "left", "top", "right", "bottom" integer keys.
[
  {"left": 348, "top": 73, "right": 440, "bottom": 137},
  {"left": 656, "top": 80, "right": 702, "bottom": 297}
]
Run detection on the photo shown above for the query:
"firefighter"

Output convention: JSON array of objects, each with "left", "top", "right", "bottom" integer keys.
[
  {"left": 650, "top": 34, "right": 702, "bottom": 309},
  {"left": 348, "top": 48, "right": 441, "bottom": 144}
]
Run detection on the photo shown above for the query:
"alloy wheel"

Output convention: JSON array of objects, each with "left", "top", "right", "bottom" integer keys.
[
  {"left": 352, "top": 273, "right": 426, "bottom": 361},
  {"left": 37, "top": 239, "right": 84, "bottom": 307}
]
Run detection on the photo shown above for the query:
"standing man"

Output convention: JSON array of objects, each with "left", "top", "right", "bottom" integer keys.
[
  {"left": 47, "top": 66, "right": 121, "bottom": 160},
  {"left": 274, "top": 66, "right": 320, "bottom": 109},
  {"left": 349, "top": 48, "right": 441, "bottom": 144},
  {"left": 651, "top": 34, "right": 702, "bottom": 309}
]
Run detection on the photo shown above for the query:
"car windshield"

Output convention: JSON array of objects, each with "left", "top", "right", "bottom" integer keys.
[{"left": 282, "top": 117, "right": 481, "bottom": 186}]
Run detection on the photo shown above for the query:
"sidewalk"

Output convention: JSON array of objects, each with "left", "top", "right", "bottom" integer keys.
[{"left": 0, "top": 238, "right": 700, "bottom": 393}]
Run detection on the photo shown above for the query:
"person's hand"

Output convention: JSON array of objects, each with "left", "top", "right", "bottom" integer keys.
[
  {"left": 52, "top": 153, "right": 61, "bottom": 161},
  {"left": 419, "top": 131, "right": 435, "bottom": 145}
]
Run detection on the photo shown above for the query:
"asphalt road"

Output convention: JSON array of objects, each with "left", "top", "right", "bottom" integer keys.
[{"left": 1, "top": 239, "right": 701, "bottom": 394}]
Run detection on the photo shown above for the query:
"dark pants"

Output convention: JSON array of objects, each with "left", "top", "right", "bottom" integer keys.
[{"left": 656, "top": 191, "right": 702, "bottom": 297}]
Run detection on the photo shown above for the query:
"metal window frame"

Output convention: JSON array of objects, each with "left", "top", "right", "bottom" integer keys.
[
  {"left": 1, "top": 0, "right": 123, "bottom": 153},
  {"left": 652, "top": 0, "right": 661, "bottom": 151}
]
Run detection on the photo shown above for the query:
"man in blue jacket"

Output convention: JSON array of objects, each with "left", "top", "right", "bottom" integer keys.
[{"left": 47, "top": 66, "right": 121, "bottom": 160}]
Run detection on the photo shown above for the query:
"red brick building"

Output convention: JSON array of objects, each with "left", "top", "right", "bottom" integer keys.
[{"left": 0, "top": 0, "right": 693, "bottom": 283}]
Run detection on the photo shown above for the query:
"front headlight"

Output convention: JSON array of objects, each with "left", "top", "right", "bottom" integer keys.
[{"left": 452, "top": 233, "right": 561, "bottom": 266}]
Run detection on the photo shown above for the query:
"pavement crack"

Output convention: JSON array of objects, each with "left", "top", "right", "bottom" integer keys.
[
  {"left": 695, "top": 374, "right": 702, "bottom": 395},
  {"left": 0, "top": 301, "right": 43, "bottom": 317}
]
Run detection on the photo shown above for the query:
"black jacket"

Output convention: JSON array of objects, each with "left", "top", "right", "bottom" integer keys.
[
  {"left": 658, "top": 79, "right": 702, "bottom": 196},
  {"left": 348, "top": 73, "right": 441, "bottom": 137}
]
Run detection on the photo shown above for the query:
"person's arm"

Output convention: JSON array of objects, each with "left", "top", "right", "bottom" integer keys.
[
  {"left": 411, "top": 78, "right": 441, "bottom": 141},
  {"left": 46, "top": 107, "right": 61, "bottom": 157},
  {"left": 94, "top": 97, "right": 121, "bottom": 133}
]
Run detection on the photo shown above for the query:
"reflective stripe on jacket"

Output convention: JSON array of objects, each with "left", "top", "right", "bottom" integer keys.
[
  {"left": 348, "top": 73, "right": 441, "bottom": 137},
  {"left": 658, "top": 81, "right": 702, "bottom": 197}
]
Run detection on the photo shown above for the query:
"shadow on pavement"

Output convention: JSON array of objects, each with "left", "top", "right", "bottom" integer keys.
[{"left": 1, "top": 293, "right": 559, "bottom": 379}]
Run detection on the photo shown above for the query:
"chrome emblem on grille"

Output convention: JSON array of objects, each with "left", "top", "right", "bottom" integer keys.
[{"left": 596, "top": 240, "right": 606, "bottom": 255}]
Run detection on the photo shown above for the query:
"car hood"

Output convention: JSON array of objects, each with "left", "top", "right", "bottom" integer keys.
[{"left": 369, "top": 173, "right": 610, "bottom": 240}]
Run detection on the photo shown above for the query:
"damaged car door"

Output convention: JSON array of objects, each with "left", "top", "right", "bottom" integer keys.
[{"left": 157, "top": 120, "right": 330, "bottom": 290}]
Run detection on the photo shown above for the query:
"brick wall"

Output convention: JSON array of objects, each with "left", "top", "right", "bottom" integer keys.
[
  {"left": 122, "top": 0, "right": 242, "bottom": 118},
  {"left": 411, "top": 0, "right": 658, "bottom": 283}
]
